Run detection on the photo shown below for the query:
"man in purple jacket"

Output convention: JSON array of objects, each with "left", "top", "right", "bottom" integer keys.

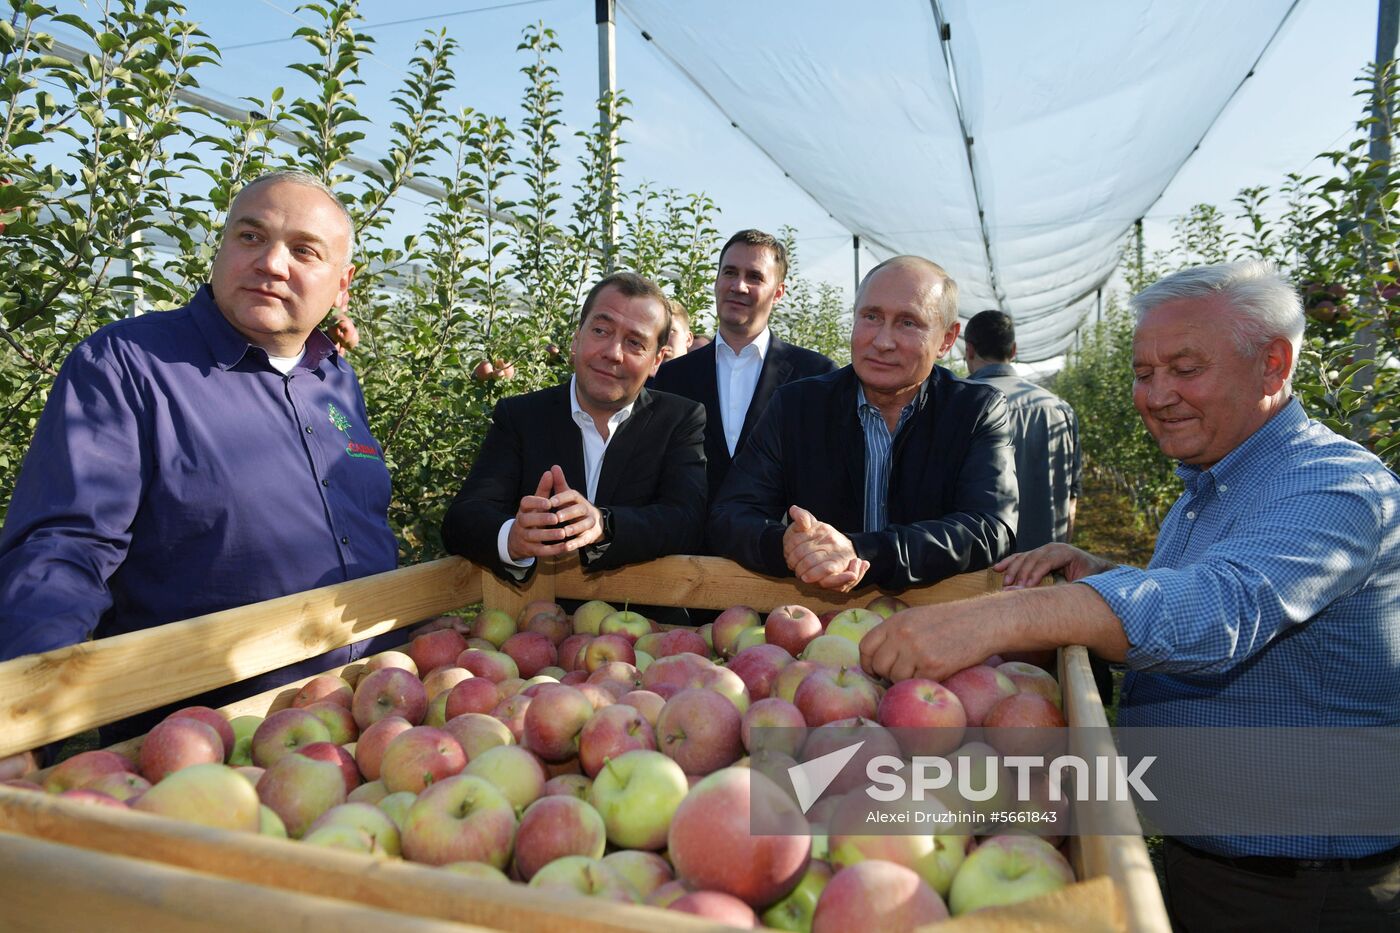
[{"left": 0, "top": 170, "right": 399, "bottom": 745}]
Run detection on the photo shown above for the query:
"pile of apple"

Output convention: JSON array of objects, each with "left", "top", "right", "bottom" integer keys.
[{"left": 4, "top": 597, "right": 1077, "bottom": 932}]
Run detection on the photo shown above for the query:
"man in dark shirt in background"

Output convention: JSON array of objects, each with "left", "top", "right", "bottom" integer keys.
[
  {"left": 964, "top": 309, "right": 1081, "bottom": 549},
  {"left": 0, "top": 170, "right": 400, "bottom": 745}
]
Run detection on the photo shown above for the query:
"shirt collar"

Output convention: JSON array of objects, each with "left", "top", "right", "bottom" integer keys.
[
  {"left": 969, "top": 362, "right": 1018, "bottom": 380},
  {"left": 1174, "top": 398, "right": 1308, "bottom": 493},
  {"left": 715, "top": 327, "right": 772, "bottom": 360},
  {"left": 191, "top": 284, "right": 343, "bottom": 373},
  {"left": 569, "top": 374, "right": 636, "bottom": 431},
  {"left": 856, "top": 382, "right": 917, "bottom": 426}
]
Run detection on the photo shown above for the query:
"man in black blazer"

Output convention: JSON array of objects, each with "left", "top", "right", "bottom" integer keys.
[
  {"left": 652, "top": 229, "right": 836, "bottom": 502},
  {"left": 708, "top": 256, "right": 1018, "bottom": 593},
  {"left": 442, "top": 272, "right": 706, "bottom": 582}
]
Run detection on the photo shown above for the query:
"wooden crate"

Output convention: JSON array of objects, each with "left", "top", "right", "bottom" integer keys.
[{"left": 0, "top": 555, "right": 1169, "bottom": 932}]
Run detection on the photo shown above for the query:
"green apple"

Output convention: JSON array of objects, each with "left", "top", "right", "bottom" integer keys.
[
  {"left": 588, "top": 749, "right": 688, "bottom": 850},
  {"left": 600, "top": 610, "right": 651, "bottom": 641},
  {"left": 947, "top": 834, "right": 1074, "bottom": 915},
  {"left": 824, "top": 609, "right": 883, "bottom": 646},
  {"left": 761, "top": 859, "right": 833, "bottom": 931},
  {"left": 801, "top": 634, "right": 861, "bottom": 669},
  {"left": 571, "top": 600, "right": 616, "bottom": 636},
  {"left": 735, "top": 626, "right": 767, "bottom": 652},
  {"left": 228, "top": 715, "right": 263, "bottom": 767}
]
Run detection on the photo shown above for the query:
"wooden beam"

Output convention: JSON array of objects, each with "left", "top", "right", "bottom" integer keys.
[
  {"left": 0, "top": 789, "right": 742, "bottom": 933},
  {"left": 0, "top": 830, "right": 490, "bottom": 933},
  {"left": 1060, "top": 646, "right": 1169, "bottom": 933},
  {"left": 0, "top": 559, "right": 483, "bottom": 758},
  {"left": 543, "top": 554, "right": 1002, "bottom": 613}
]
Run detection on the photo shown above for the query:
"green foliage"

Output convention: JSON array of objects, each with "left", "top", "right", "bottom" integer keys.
[
  {"left": 0, "top": 0, "right": 797, "bottom": 561},
  {"left": 772, "top": 227, "right": 850, "bottom": 364},
  {"left": 1059, "top": 62, "right": 1400, "bottom": 532}
]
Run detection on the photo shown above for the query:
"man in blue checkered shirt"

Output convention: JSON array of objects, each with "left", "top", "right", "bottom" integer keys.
[{"left": 861, "top": 260, "right": 1400, "bottom": 930}]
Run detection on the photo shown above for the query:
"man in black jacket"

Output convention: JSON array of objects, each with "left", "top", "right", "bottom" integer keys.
[
  {"left": 708, "top": 256, "right": 1017, "bottom": 592},
  {"left": 653, "top": 229, "right": 836, "bottom": 502},
  {"left": 442, "top": 272, "right": 707, "bottom": 582}
]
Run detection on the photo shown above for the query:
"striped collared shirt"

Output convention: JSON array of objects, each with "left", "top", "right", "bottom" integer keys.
[{"left": 856, "top": 384, "right": 916, "bottom": 532}]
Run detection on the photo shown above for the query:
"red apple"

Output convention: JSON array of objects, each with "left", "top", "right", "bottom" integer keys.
[
  {"left": 352, "top": 666, "right": 428, "bottom": 730},
  {"left": 456, "top": 648, "right": 520, "bottom": 683},
  {"left": 512, "top": 795, "right": 607, "bottom": 881},
  {"left": 354, "top": 715, "right": 413, "bottom": 782},
  {"left": 727, "top": 644, "right": 796, "bottom": 701},
  {"left": 522, "top": 684, "right": 594, "bottom": 762},
  {"left": 421, "top": 666, "right": 473, "bottom": 700},
  {"left": 445, "top": 677, "right": 502, "bottom": 719},
  {"left": 400, "top": 774, "right": 518, "bottom": 868},
  {"left": 618, "top": 689, "right": 666, "bottom": 726},
  {"left": 303, "top": 701, "right": 358, "bottom": 745},
  {"left": 141, "top": 716, "right": 225, "bottom": 782},
  {"left": 290, "top": 675, "right": 355, "bottom": 712},
  {"left": 408, "top": 628, "right": 469, "bottom": 676},
  {"left": 864, "top": 594, "right": 911, "bottom": 619},
  {"left": 656, "top": 688, "right": 744, "bottom": 775},
  {"left": 669, "top": 891, "right": 758, "bottom": 925},
  {"left": 295, "top": 741, "right": 361, "bottom": 795},
  {"left": 774, "top": 660, "right": 823, "bottom": 704},
  {"left": 794, "top": 667, "right": 881, "bottom": 727},
  {"left": 712, "top": 605, "right": 762, "bottom": 658},
  {"left": 83, "top": 770, "right": 151, "bottom": 802},
  {"left": 579, "top": 703, "right": 657, "bottom": 777},
  {"left": 742, "top": 697, "right": 808, "bottom": 757},
  {"left": 165, "top": 706, "right": 237, "bottom": 755},
  {"left": 801, "top": 718, "right": 902, "bottom": 797},
  {"left": 543, "top": 773, "right": 593, "bottom": 800},
  {"left": 650, "top": 628, "right": 709, "bottom": 659},
  {"left": 983, "top": 693, "right": 1067, "bottom": 758},
  {"left": 491, "top": 694, "right": 532, "bottom": 743},
  {"left": 942, "top": 664, "right": 1019, "bottom": 727},
  {"left": 501, "top": 631, "right": 558, "bottom": 679},
  {"left": 877, "top": 678, "right": 967, "bottom": 756},
  {"left": 256, "top": 754, "right": 347, "bottom": 838},
  {"left": 380, "top": 726, "right": 467, "bottom": 794},
  {"left": 766, "top": 605, "right": 823, "bottom": 657},
  {"left": 668, "top": 767, "right": 811, "bottom": 908},
  {"left": 583, "top": 634, "right": 636, "bottom": 672},
  {"left": 42, "top": 750, "right": 133, "bottom": 794},
  {"left": 813, "top": 860, "right": 947, "bottom": 932},
  {"left": 996, "top": 661, "right": 1063, "bottom": 709},
  {"left": 603, "top": 849, "right": 673, "bottom": 900},
  {"left": 442, "top": 712, "right": 514, "bottom": 762}
]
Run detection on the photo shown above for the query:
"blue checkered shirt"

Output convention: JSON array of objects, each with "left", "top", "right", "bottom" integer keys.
[
  {"left": 1084, "top": 399, "right": 1400, "bottom": 858},
  {"left": 856, "top": 385, "right": 916, "bottom": 532}
]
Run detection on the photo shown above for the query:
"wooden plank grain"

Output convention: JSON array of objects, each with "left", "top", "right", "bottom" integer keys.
[
  {"left": 0, "top": 830, "right": 490, "bottom": 933},
  {"left": 0, "top": 787, "right": 741, "bottom": 933},
  {"left": 0, "top": 558, "right": 483, "bottom": 758},
  {"left": 543, "top": 554, "right": 1002, "bottom": 613},
  {"left": 1060, "top": 646, "right": 1170, "bottom": 933}
]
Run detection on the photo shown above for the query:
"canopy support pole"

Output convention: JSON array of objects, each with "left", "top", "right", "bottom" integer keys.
[
  {"left": 853, "top": 235, "right": 861, "bottom": 297},
  {"left": 596, "top": 0, "right": 618, "bottom": 270}
]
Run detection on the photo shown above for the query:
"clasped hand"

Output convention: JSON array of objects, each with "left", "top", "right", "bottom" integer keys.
[
  {"left": 781, "top": 504, "right": 870, "bottom": 592},
  {"left": 506, "top": 465, "right": 604, "bottom": 560}
]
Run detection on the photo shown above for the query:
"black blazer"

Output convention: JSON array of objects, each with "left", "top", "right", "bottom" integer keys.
[
  {"left": 707, "top": 365, "right": 1018, "bottom": 591},
  {"left": 441, "top": 382, "right": 707, "bottom": 581},
  {"left": 652, "top": 336, "right": 836, "bottom": 501}
]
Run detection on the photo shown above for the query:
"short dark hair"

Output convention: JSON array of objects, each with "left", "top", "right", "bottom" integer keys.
[
  {"left": 578, "top": 271, "right": 672, "bottom": 351},
  {"left": 963, "top": 310, "right": 1016, "bottom": 362},
  {"left": 718, "top": 229, "right": 789, "bottom": 282}
]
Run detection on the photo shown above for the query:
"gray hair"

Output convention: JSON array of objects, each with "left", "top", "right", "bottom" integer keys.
[
  {"left": 1130, "top": 260, "right": 1304, "bottom": 384},
  {"left": 856, "top": 255, "right": 960, "bottom": 330},
  {"left": 225, "top": 170, "right": 357, "bottom": 265}
]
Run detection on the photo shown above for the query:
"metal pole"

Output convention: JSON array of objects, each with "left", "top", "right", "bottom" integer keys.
[
  {"left": 596, "top": 0, "right": 618, "bottom": 270},
  {"left": 852, "top": 234, "right": 861, "bottom": 297},
  {"left": 1096, "top": 287, "right": 1102, "bottom": 324},
  {"left": 1353, "top": 0, "right": 1400, "bottom": 414}
]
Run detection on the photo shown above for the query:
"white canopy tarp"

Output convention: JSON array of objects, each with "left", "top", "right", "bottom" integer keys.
[{"left": 616, "top": 0, "right": 1300, "bottom": 360}]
